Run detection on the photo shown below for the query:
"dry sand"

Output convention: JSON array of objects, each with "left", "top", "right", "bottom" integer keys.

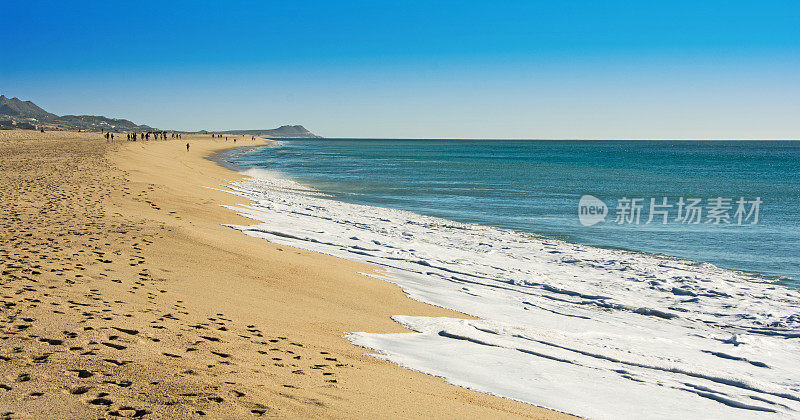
[{"left": 0, "top": 130, "right": 576, "bottom": 419}]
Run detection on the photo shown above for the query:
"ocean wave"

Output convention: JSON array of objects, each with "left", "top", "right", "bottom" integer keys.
[{"left": 219, "top": 170, "right": 800, "bottom": 419}]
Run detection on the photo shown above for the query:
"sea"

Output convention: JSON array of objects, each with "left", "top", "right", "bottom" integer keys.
[
  {"left": 217, "top": 139, "right": 800, "bottom": 419},
  {"left": 223, "top": 139, "right": 799, "bottom": 286}
]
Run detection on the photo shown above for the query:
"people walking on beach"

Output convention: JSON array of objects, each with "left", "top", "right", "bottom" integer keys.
[
  {"left": 186, "top": 143, "right": 190, "bottom": 152},
  {"left": 105, "top": 132, "right": 109, "bottom": 140}
]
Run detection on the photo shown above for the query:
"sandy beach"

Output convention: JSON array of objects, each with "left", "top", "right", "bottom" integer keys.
[{"left": 0, "top": 130, "right": 573, "bottom": 418}]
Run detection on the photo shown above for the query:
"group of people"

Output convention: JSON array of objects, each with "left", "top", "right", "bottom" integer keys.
[
  {"left": 126, "top": 131, "right": 183, "bottom": 141},
  {"left": 100, "top": 130, "right": 259, "bottom": 151},
  {"left": 210, "top": 134, "right": 257, "bottom": 142},
  {"left": 102, "top": 131, "right": 261, "bottom": 144},
  {"left": 211, "top": 134, "right": 235, "bottom": 142},
  {"left": 101, "top": 130, "right": 183, "bottom": 141}
]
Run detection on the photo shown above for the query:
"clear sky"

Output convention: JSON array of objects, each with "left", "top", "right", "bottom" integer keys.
[{"left": 1, "top": 1, "right": 798, "bottom": 139}]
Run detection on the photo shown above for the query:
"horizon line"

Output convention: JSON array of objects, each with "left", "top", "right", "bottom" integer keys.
[{"left": 294, "top": 137, "right": 800, "bottom": 141}]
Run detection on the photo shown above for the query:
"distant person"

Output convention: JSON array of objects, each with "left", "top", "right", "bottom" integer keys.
[
  {"left": 233, "top": 138, "right": 236, "bottom": 143},
  {"left": 186, "top": 143, "right": 190, "bottom": 152}
]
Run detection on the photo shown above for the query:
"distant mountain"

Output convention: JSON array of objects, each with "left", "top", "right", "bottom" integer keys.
[
  {"left": 0, "top": 94, "right": 319, "bottom": 137},
  {"left": 56, "top": 114, "right": 154, "bottom": 132},
  {"left": 0, "top": 95, "right": 57, "bottom": 119},
  {"left": 0, "top": 94, "right": 154, "bottom": 132},
  {"left": 208, "top": 125, "right": 320, "bottom": 138}
]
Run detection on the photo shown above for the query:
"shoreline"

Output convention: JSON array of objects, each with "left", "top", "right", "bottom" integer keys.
[
  {"left": 111, "top": 134, "right": 575, "bottom": 417},
  {"left": 213, "top": 138, "right": 800, "bottom": 418},
  {"left": 220, "top": 139, "right": 799, "bottom": 286},
  {"left": 0, "top": 129, "right": 571, "bottom": 418},
  {"left": 217, "top": 142, "right": 795, "bottom": 287}
]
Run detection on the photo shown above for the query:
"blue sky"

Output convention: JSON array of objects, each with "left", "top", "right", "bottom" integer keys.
[{"left": 1, "top": 1, "right": 798, "bottom": 138}]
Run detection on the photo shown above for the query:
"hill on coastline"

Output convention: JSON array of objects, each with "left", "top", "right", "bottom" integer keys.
[
  {"left": 0, "top": 94, "right": 319, "bottom": 137},
  {"left": 0, "top": 95, "right": 57, "bottom": 119},
  {"left": 0, "top": 94, "right": 155, "bottom": 132},
  {"left": 203, "top": 125, "right": 320, "bottom": 138}
]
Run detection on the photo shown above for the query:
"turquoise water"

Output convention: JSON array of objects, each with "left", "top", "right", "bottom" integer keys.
[{"left": 224, "top": 140, "right": 800, "bottom": 286}]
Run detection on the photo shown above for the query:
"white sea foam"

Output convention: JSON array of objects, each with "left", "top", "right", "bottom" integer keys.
[{"left": 218, "top": 171, "right": 800, "bottom": 419}]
